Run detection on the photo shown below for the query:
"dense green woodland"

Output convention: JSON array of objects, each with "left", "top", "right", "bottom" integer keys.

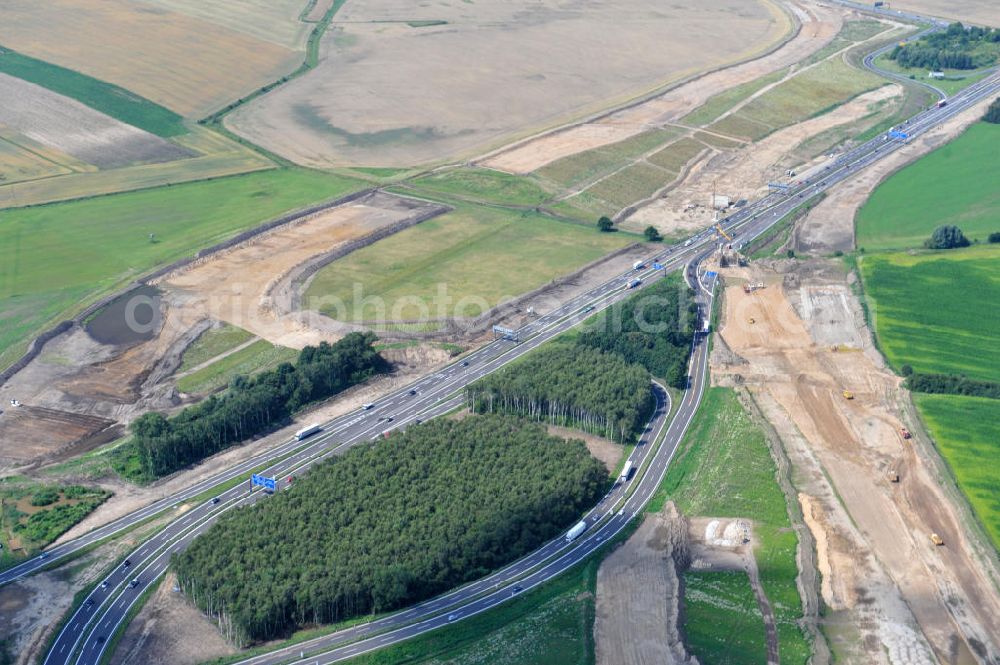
[
  {"left": 126, "top": 332, "right": 387, "bottom": 479},
  {"left": 577, "top": 273, "right": 697, "bottom": 389},
  {"left": 889, "top": 23, "right": 1000, "bottom": 71},
  {"left": 173, "top": 415, "right": 608, "bottom": 644},
  {"left": 985, "top": 98, "right": 1000, "bottom": 124},
  {"left": 467, "top": 346, "right": 652, "bottom": 442}
]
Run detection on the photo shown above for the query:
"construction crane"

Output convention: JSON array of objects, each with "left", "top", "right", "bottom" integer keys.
[{"left": 715, "top": 223, "right": 734, "bottom": 243}]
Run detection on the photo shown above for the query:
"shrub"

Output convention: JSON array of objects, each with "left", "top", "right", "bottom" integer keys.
[
  {"left": 924, "top": 225, "right": 970, "bottom": 249},
  {"left": 988, "top": 231, "right": 1000, "bottom": 243},
  {"left": 597, "top": 216, "right": 614, "bottom": 232}
]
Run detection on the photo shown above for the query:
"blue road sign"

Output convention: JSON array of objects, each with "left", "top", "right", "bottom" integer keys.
[
  {"left": 705, "top": 271, "right": 718, "bottom": 280},
  {"left": 251, "top": 474, "right": 276, "bottom": 491},
  {"left": 653, "top": 262, "right": 664, "bottom": 270},
  {"left": 889, "top": 130, "right": 909, "bottom": 140}
]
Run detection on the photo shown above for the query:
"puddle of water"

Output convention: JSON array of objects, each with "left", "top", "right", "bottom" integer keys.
[{"left": 85, "top": 285, "right": 163, "bottom": 346}]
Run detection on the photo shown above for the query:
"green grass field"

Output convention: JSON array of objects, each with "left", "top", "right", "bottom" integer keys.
[
  {"left": 859, "top": 245, "right": 1000, "bottom": 382},
  {"left": 409, "top": 168, "right": 553, "bottom": 207},
  {"left": 711, "top": 58, "right": 884, "bottom": 141},
  {"left": 0, "top": 168, "right": 362, "bottom": 372},
  {"left": 856, "top": 122, "right": 1000, "bottom": 251},
  {"left": 0, "top": 46, "right": 186, "bottom": 137},
  {"left": 683, "top": 571, "right": 769, "bottom": 665},
  {"left": 650, "top": 387, "right": 810, "bottom": 665},
  {"left": 915, "top": 394, "right": 1000, "bottom": 551},
  {"left": 176, "top": 339, "right": 297, "bottom": 395},
  {"left": 177, "top": 323, "right": 255, "bottom": 373},
  {"left": 305, "top": 202, "right": 632, "bottom": 322}
]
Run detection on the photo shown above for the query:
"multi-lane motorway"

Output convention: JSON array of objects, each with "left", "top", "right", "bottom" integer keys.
[{"left": 13, "top": 25, "right": 1000, "bottom": 665}]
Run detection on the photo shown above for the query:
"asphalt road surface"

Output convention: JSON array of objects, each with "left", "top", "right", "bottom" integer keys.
[{"left": 23, "top": 29, "right": 1000, "bottom": 665}]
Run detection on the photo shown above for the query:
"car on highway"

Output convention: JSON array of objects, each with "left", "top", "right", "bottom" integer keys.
[
  {"left": 582, "top": 305, "right": 595, "bottom": 313},
  {"left": 96, "top": 636, "right": 106, "bottom": 645},
  {"left": 461, "top": 360, "right": 469, "bottom": 367},
  {"left": 408, "top": 389, "right": 417, "bottom": 395},
  {"left": 212, "top": 497, "right": 221, "bottom": 505},
  {"left": 122, "top": 559, "right": 131, "bottom": 568},
  {"left": 511, "top": 585, "right": 523, "bottom": 595},
  {"left": 447, "top": 613, "right": 459, "bottom": 622},
  {"left": 362, "top": 403, "right": 374, "bottom": 410},
  {"left": 85, "top": 598, "right": 94, "bottom": 607},
  {"left": 39, "top": 553, "right": 48, "bottom": 560},
  {"left": 100, "top": 581, "right": 109, "bottom": 590},
  {"left": 129, "top": 578, "right": 140, "bottom": 589}
]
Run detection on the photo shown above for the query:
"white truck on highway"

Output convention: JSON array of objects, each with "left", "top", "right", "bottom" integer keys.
[
  {"left": 565, "top": 520, "right": 587, "bottom": 542},
  {"left": 633, "top": 260, "right": 645, "bottom": 271},
  {"left": 295, "top": 424, "right": 322, "bottom": 440},
  {"left": 619, "top": 460, "right": 634, "bottom": 483}
]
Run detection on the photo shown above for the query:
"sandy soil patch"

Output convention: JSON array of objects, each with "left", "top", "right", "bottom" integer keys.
[
  {"left": 482, "top": 0, "right": 842, "bottom": 174},
  {"left": 159, "top": 192, "right": 443, "bottom": 350},
  {"left": 713, "top": 260, "right": 1000, "bottom": 663},
  {"left": 890, "top": 1, "right": 999, "bottom": 26},
  {"left": 594, "top": 503, "right": 693, "bottom": 665},
  {"left": 546, "top": 425, "right": 622, "bottom": 473},
  {"left": 626, "top": 84, "right": 901, "bottom": 238},
  {"left": 227, "top": 0, "right": 790, "bottom": 167},
  {"left": 0, "top": 0, "right": 301, "bottom": 117},
  {"left": 795, "top": 95, "right": 996, "bottom": 253},
  {"left": 111, "top": 572, "right": 235, "bottom": 665},
  {"left": 0, "top": 73, "right": 190, "bottom": 169}
]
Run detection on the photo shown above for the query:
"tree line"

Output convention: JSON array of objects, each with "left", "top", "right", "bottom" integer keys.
[
  {"left": 906, "top": 372, "right": 1000, "bottom": 399},
  {"left": 577, "top": 273, "right": 698, "bottom": 389},
  {"left": 985, "top": 97, "right": 1000, "bottom": 124},
  {"left": 889, "top": 23, "right": 1000, "bottom": 71},
  {"left": 125, "top": 332, "right": 388, "bottom": 479},
  {"left": 172, "top": 415, "right": 609, "bottom": 644},
  {"left": 466, "top": 345, "right": 653, "bottom": 442}
]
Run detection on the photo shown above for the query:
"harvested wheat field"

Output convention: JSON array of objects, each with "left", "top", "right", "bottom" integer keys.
[
  {"left": 227, "top": 0, "right": 791, "bottom": 167},
  {"left": 483, "top": 0, "right": 841, "bottom": 174},
  {"left": 713, "top": 262, "right": 1000, "bottom": 663},
  {"left": 0, "top": 0, "right": 303, "bottom": 117},
  {"left": 0, "top": 72, "right": 190, "bottom": 169},
  {"left": 890, "top": 1, "right": 999, "bottom": 26},
  {"left": 160, "top": 192, "right": 447, "bottom": 349}
]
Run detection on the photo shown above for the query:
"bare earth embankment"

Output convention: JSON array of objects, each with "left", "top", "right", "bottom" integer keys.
[
  {"left": 227, "top": 0, "right": 791, "bottom": 167},
  {"left": 712, "top": 260, "right": 1000, "bottom": 663}
]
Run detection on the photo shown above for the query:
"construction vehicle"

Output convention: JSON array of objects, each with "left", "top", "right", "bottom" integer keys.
[
  {"left": 748, "top": 317, "right": 756, "bottom": 324},
  {"left": 715, "top": 223, "right": 733, "bottom": 243},
  {"left": 900, "top": 427, "right": 912, "bottom": 440},
  {"left": 842, "top": 390, "right": 854, "bottom": 400},
  {"left": 887, "top": 469, "right": 899, "bottom": 483},
  {"left": 930, "top": 533, "right": 944, "bottom": 546}
]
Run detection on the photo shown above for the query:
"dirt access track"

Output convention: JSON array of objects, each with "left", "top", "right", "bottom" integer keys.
[
  {"left": 226, "top": 0, "right": 790, "bottom": 167},
  {"left": 482, "top": 0, "right": 841, "bottom": 174},
  {"left": 713, "top": 260, "right": 1000, "bottom": 663}
]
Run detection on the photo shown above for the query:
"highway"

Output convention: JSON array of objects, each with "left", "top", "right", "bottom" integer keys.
[{"left": 25, "top": 31, "right": 1000, "bottom": 665}]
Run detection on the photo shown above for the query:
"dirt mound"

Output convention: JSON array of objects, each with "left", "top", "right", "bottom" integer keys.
[{"left": 713, "top": 261, "right": 1000, "bottom": 662}]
